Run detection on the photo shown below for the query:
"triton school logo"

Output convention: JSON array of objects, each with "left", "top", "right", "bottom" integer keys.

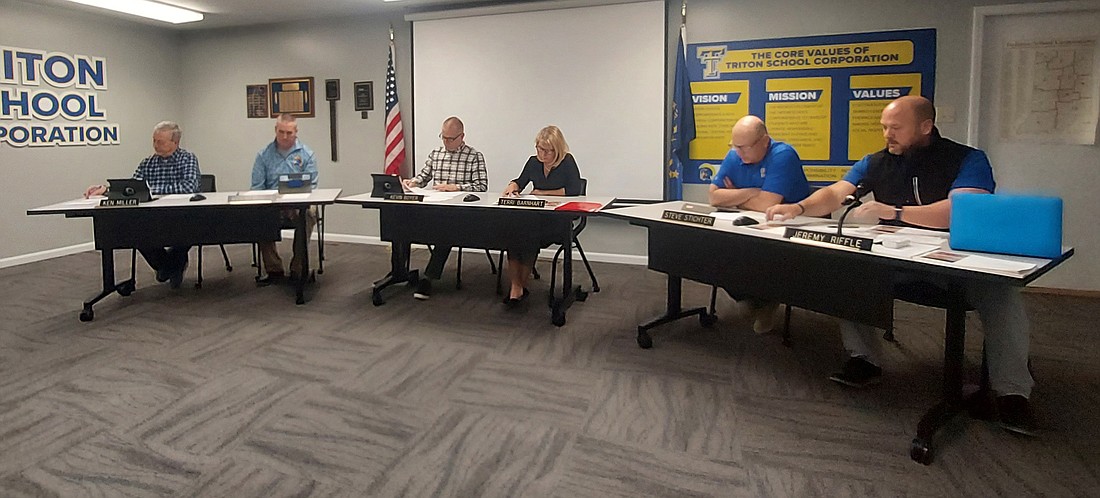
[{"left": 696, "top": 46, "right": 726, "bottom": 80}]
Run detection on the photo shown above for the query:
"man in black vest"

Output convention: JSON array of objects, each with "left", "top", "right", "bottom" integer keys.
[{"left": 766, "top": 95, "right": 1037, "bottom": 435}]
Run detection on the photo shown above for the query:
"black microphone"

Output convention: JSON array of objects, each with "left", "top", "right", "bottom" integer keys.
[{"left": 837, "top": 183, "right": 866, "bottom": 236}]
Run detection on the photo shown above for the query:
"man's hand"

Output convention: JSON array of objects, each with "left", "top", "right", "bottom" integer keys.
[
  {"left": 852, "top": 200, "right": 894, "bottom": 221},
  {"left": 765, "top": 203, "right": 801, "bottom": 221},
  {"left": 84, "top": 184, "right": 107, "bottom": 198},
  {"left": 401, "top": 178, "right": 419, "bottom": 189},
  {"left": 432, "top": 183, "right": 459, "bottom": 192}
]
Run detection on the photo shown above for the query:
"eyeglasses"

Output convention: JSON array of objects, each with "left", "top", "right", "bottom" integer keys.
[
  {"left": 535, "top": 145, "right": 554, "bottom": 154},
  {"left": 439, "top": 133, "right": 461, "bottom": 142}
]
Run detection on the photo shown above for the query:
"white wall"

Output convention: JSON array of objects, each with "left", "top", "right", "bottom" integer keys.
[
  {"left": 1, "top": 0, "right": 181, "bottom": 258},
  {"left": 177, "top": 16, "right": 414, "bottom": 240}
]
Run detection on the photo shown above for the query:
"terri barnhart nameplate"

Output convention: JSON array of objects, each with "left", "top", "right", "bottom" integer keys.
[
  {"left": 662, "top": 210, "right": 715, "bottom": 226},
  {"left": 99, "top": 198, "right": 140, "bottom": 207},
  {"left": 384, "top": 193, "right": 424, "bottom": 202},
  {"left": 784, "top": 227, "right": 873, "bottom": 251},
  {"left": 498, "top": 197, "right": 546, "bottom": 208}
]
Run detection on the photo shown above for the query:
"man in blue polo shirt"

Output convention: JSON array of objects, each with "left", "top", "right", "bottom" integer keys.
[
  {"left": 708, "top": 115, "right": 811, "bottom": 211},
  {"left": 709, "top": 115, "right": 811, "bottom": 333},
  {"left": 251, "top": 114, "right": 319, "bottom": 284},
  {"left": 766, "top": 96, "right": 1037, "bottom": 435}
]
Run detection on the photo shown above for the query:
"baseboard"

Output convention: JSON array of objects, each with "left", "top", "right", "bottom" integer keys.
[
  {"left": 1024, "top": 287, "right": 1100, "bottom": 298},
  {"left": 0, "top": 242, "right": 95, "bottom": 269}
]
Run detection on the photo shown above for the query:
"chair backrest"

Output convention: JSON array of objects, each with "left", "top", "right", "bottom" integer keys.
[
  {"left": 578, "top": 178, "right": 587, "bottom": 196},
  {"left": 200, "top": 174, "right": 216, "bottom": 193}
]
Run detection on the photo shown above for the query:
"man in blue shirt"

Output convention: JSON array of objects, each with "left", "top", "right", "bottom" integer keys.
[
  {"left": 83, "top": 121, "right": 200, "bottom": 288},
  {"left": 708, "top": 115, "right": 811, "bottom": 211},
  {"left": 250, "top": 114, "right": 318, "bottom": 283},
  {"left": 710, "top": 115, "right": 811, "bottom": 333},
  {"left": 766, "top": 96, "right": 1037, "bottom": 435}
]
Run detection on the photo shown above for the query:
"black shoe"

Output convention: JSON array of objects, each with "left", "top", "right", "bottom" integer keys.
[
  {"left": 504, "top": 288, "right": 529, "bottom": 307},
  {"left": 413, "top": 278, "right": 432, "bottom": 300},
  {"left": 828, "top": 357, "right": 883, "bottom": 388},
  {"left": 155, "top": 268, "right": 171, "bottom": 283},
  {"left": 168, "top": 259, "right": 188, "bottom": 289},
  {"left": 257, "top": 272, "right": 285, "bottom": 287},
  {"left": 996, "top": 395, "right": 1038, "bottom": 436}
]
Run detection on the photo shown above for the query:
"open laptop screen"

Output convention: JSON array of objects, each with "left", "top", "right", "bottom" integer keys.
[{"left": 106, "top": 178, "right": 153, "bottom": 202}]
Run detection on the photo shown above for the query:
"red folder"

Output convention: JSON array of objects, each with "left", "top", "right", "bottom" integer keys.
[{"left": 554, "top": 201, "right": 603, "bottom": 212}]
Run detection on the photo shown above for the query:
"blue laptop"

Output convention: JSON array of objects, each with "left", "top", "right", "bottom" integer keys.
[{"left": 949, "top": 193, "right": 1063, "bottom": 259}]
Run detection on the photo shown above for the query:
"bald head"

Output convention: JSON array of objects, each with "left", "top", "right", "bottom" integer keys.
[
  {"left": 730, "top": 115, "right": 770, "bottom": 164},
  {"left": 440, "top": 116, "right": 465, "bottom": 151},
  {"left": 880, "top": 96, "right": 935, "bottom": 155}
]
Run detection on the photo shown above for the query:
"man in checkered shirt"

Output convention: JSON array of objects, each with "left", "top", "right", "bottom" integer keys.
[
  {"left": 83, "top": 121, "right": 200, "bottom": 289},
  {"left": 402, "top": 116, "right": 487, "bottom": 300}
]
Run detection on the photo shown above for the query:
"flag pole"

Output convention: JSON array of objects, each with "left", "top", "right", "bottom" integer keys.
[{"left": 681, "top": 0, "right": 686, "bottom": 27}]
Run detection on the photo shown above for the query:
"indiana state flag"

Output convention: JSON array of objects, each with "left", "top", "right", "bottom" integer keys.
[{"left": 668, "top": 25, "right": 695, "bottom": 201}]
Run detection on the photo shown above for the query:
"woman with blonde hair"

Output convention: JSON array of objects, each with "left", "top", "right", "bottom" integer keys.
[{"left": 501, "top": 125, "right": 584, "bottom": 305}]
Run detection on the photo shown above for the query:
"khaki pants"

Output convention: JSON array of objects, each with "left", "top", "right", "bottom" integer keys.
[{"left": 259, "top": 206, "right": 318, "bottom": 277}]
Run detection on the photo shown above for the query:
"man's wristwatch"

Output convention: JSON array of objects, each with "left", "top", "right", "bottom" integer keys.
[{"left": 893, "top": 205, "right": 904, "bottom": 221}]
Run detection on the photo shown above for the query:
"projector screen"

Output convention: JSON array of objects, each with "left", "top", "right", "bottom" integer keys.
[{"left": 411, "top": 1, "right": 665, "bottom": 200}]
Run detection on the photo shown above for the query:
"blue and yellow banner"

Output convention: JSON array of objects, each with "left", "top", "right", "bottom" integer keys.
[{"left": 684, "top": 29, "right": 935, "bottom": 184}]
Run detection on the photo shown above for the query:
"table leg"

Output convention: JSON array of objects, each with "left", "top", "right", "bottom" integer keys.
[
  {"left": 635, "top": 275, "right": 713, "bottom": 348},
  {"left": 911, "top": 280, "right": 969, "bottom": 465},
  {"left": 80, "top": 249, "right": 134, "bottom": 321},
  {"left": 293, "top": 206, "right": 311, "bottom": 305},
  {"left": 550, "top": 225, "right": 576, "bottom": 327},
  {"left": 371, "top": 242, "right": 416, "bottom": 306}
]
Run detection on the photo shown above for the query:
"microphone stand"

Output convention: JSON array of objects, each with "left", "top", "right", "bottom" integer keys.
[{"left": 836, "top": 195, "right": 862, "bottom": 236}]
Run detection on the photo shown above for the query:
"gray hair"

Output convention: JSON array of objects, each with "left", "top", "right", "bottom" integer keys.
[{"left": 153, "top": 121, "right": 182, "bottom": 142}]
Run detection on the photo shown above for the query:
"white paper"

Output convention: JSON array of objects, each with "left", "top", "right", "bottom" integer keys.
[
  {"left": 279, "top": 193, "right": 311, "bottom": 200},
  {"left": 161, "top": 194, "right": 194, "bottom": 200},
  {"left": 955, "top": 255, "right": 1037, "bottom": 273}
]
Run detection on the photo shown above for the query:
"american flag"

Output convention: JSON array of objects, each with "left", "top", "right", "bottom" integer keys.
[{"left": 384, "top": 40, "right": 406, "bottom": 176}]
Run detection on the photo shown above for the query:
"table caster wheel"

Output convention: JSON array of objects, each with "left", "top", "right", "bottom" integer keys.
[
  {"left": 552, "top": 310, "right": 566, "bottom": 327},
  {"left": 592, "top": 284, "right": 600, "bottom": 292},
  {"left": 637, "top": 328, "right": 653, "bottom": 349},
  {"left": 79, "top": 308, "right": 94, "bottom": 322},
  {"left": 371, "top": 292, "right": 385, "bottom": 307},
  {"left": 117, "top": 280, "right": 135, "bottom": 296},
  {"left": 910, "top": 438, "right": 934, "bottom": 465},
  {"left": 700, "top": 313, "right": 718, "bottom": 327}
]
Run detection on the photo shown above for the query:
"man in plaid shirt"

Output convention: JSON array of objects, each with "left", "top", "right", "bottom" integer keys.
[
  {"left": 401, "top": 116, "right": 487, "bottom": 299},
  {"left": 83, "top": 121, "right": 200, "bottom": 288}
]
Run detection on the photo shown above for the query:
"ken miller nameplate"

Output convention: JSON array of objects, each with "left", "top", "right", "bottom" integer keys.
[{"left": 662, "top": 210, "right": 715, "bottom": 227}]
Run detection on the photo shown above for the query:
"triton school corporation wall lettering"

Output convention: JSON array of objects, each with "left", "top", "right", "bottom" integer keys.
[{"left": 0, "top": 46, "right": 119, "bottom": 148}]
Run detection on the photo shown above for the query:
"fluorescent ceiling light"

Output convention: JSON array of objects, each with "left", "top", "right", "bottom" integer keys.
[{"left": 65, "top": 0, "right": 204, "bottom": 24}]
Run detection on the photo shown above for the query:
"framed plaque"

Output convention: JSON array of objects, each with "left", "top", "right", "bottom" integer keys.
[
  {"left": 269, "top": 76, "right": 315, "bottom": 117},
  {"left": 325, "top": 79, "right": 340, "bottom": 101},
  {"left": 246, "top": 84, "right": 269, "bottom": 118},
  {"left": 354, "top": 81, "right": 374, "bottom": 111}
]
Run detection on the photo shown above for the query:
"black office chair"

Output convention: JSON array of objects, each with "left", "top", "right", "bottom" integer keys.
[
  {"left": 454, "top": 246, "right": 498, "bottom": 289},
  {"left": 494, "top": 178, "right": 598, "bottom": 299},
  {"left": 194, "top": 174, "right": 232, "bottom": 288}
]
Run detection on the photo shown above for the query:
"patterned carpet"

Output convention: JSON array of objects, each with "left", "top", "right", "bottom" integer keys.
[{"left": 0, "top": 241, "right": 1097, "bottom": 497}]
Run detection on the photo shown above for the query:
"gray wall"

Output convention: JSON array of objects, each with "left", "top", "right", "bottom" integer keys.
[
  {"left": 3, "top": 0, "right": 1092, "bottom": 290},
  {"left": 1, "top": 0, "right": 181, "bottom": 258}
]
